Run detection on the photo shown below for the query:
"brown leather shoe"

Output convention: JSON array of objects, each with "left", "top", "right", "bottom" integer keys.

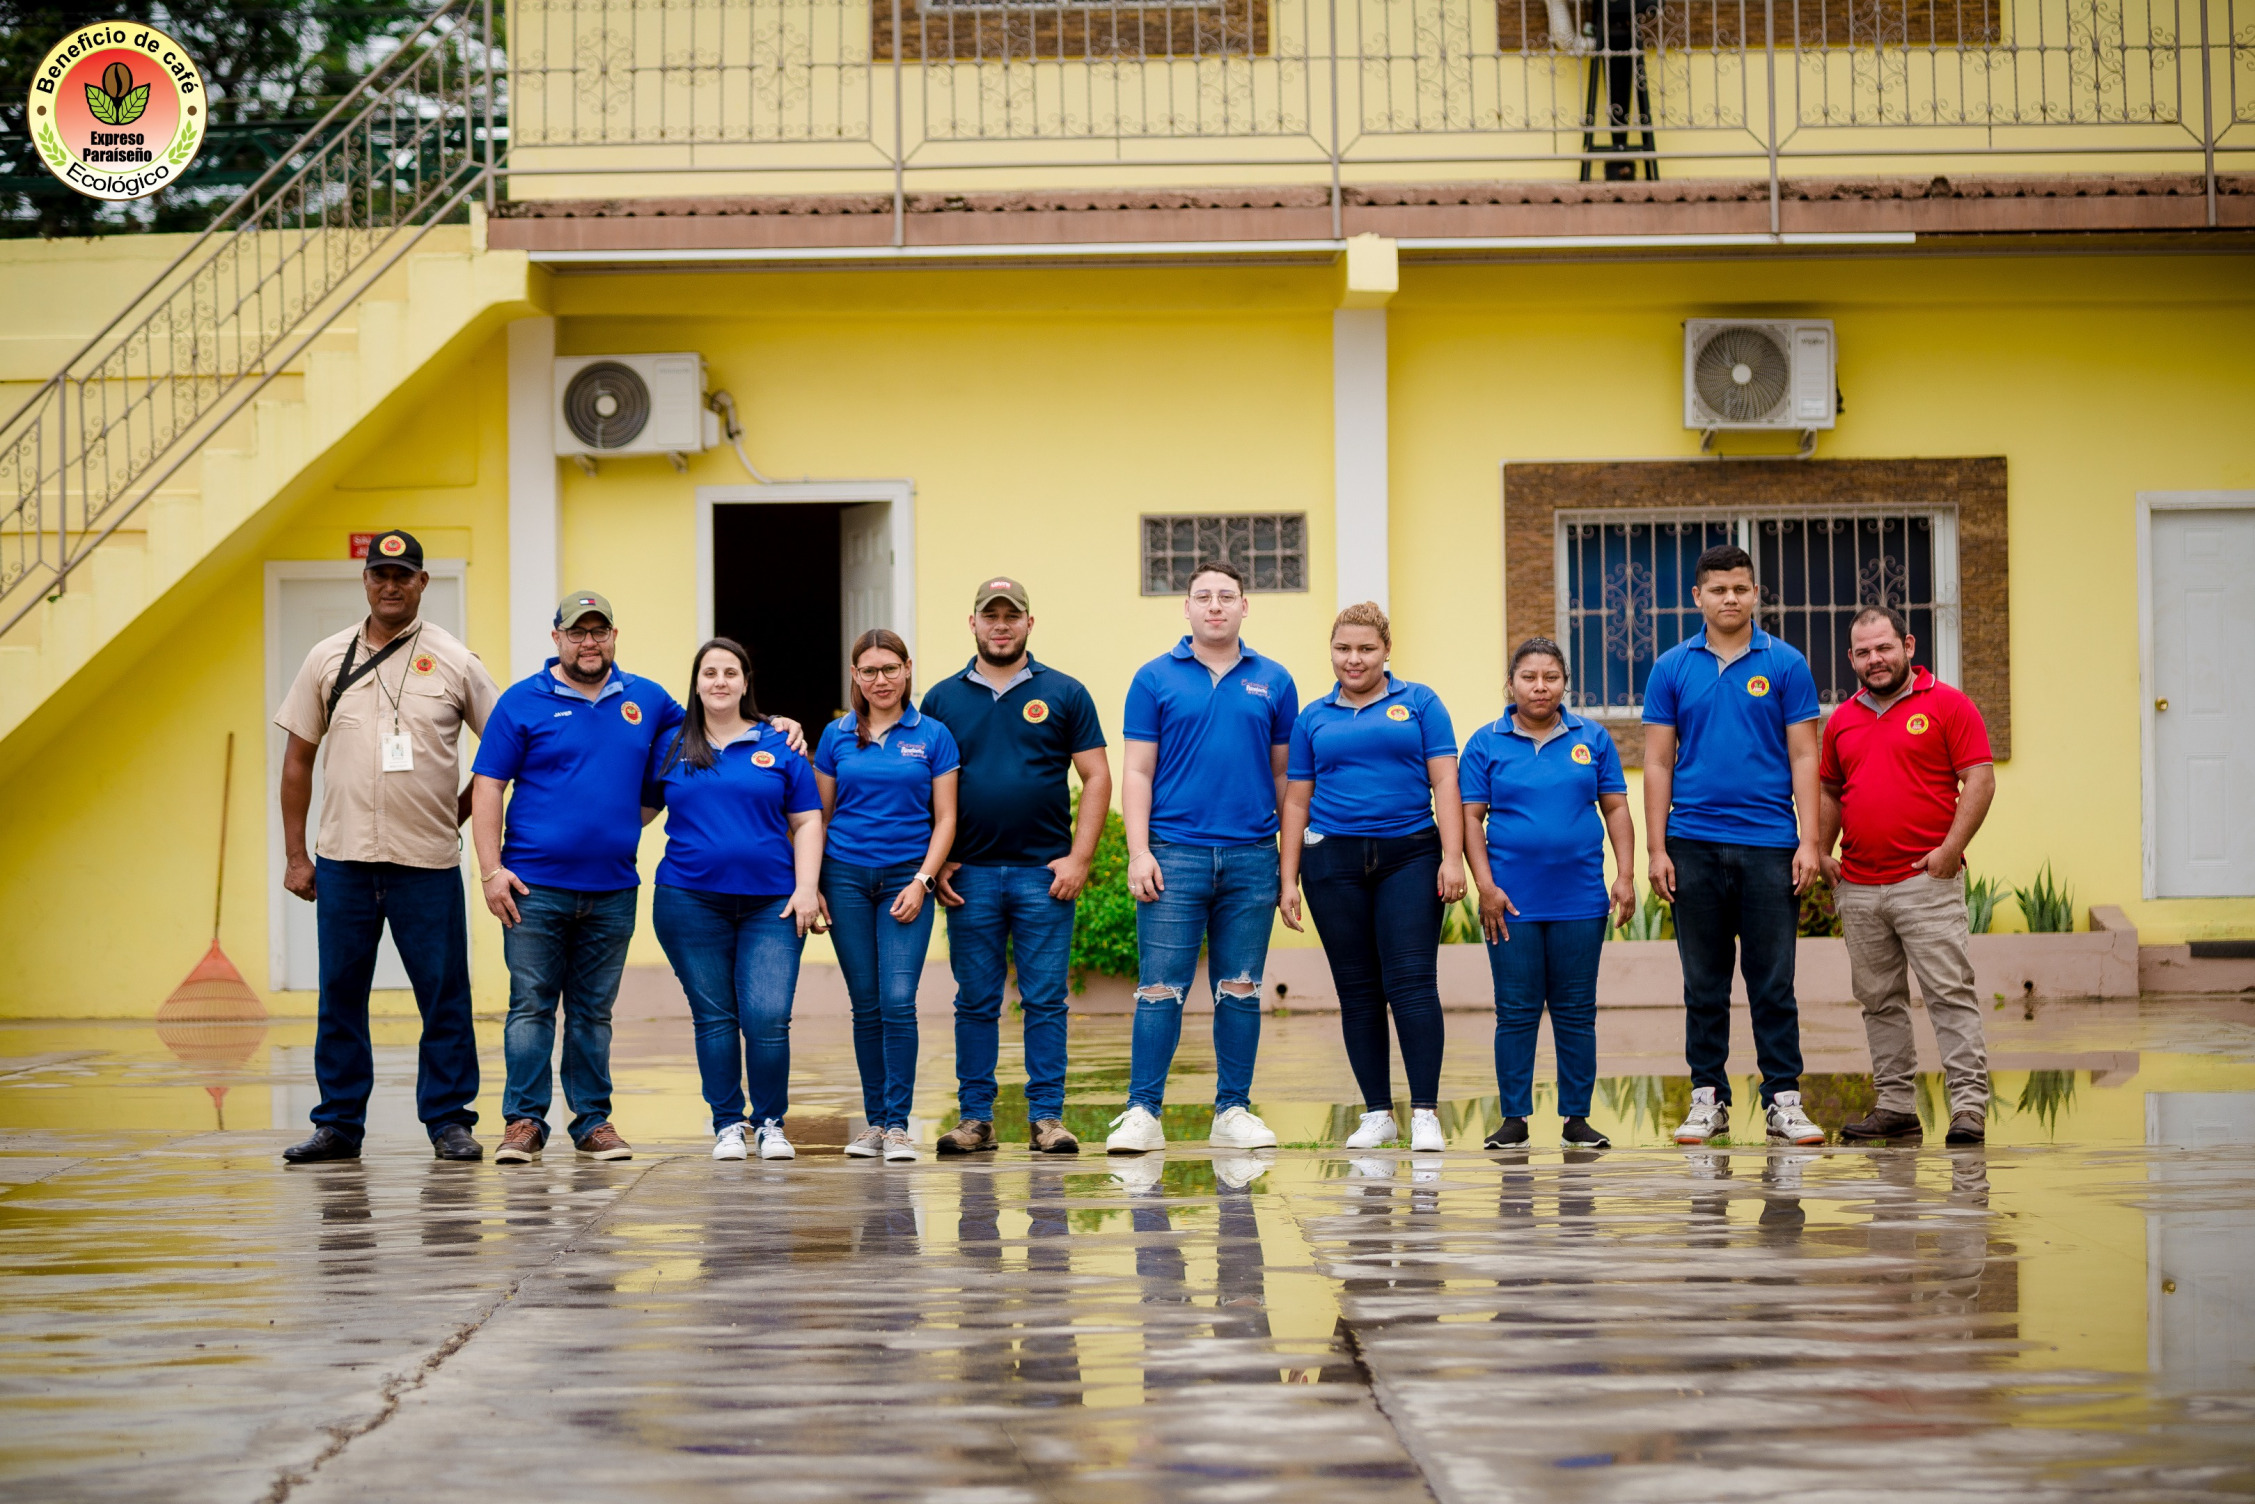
[
  {"left": 1030, "top": 1118, "right": 1080, "bottom": 1155},
  {"left": 1945, "top": 1111, "right": 1986, "bottom": 1145},
  {"left": 494, "top": 1119, "right": 546, "bottom": 1164},
  {"left": 574, "top": 1123, "right": 633, "bottom": 1161},
  {"left": 936, "top": 1119, "right": 997, "bottom": 1155},
  {"left": 1840, "top": 1108, "right": 1924, "bottom": 1143}
]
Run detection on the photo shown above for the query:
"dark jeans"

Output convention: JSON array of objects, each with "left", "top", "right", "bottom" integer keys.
[
  {"left": 311, "top": 857, "right": 478, "bottom": 1143},
  {"left": 1487, "top": 916, "right": 1607, "bottom": 1117},
  {"left": 822, "top": 856, "right": 936, "bottom": 1129},
  {"left": 652, "top": 885, "right": 806, "bottom": 1132},
  {"left": 500, "top": 884, "right": 637, "bottom": 1141},
  {"left": 945, "top": 863, "right": 1075, "bottom": 1123},
  {"left": 1299, "top": 828, "right": 1445, "bottom": 1111},
  {"left": 1669, "top": 836, "right": 1804, "bottom": 1105}
]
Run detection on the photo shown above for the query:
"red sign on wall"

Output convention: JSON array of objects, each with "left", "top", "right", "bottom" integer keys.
[{"left": 348, "top": 533, "right": 375, "bottom": 559}]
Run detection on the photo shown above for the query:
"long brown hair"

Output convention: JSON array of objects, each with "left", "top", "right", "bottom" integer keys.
[
  {"left": 663, "top": 637, "right": 766, "bottom": 774},
  {"left": 848, "top": 628, "right": 912, "bottom": 751}
]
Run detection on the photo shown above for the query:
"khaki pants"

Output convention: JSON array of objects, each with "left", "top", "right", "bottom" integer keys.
[{"left": 1834, "top": 873, "right": 1989, "bottom": 1116}]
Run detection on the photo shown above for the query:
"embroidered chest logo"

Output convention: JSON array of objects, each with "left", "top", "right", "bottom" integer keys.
[
  {"left": 1022, "top": 699, "right": 1051, "bottom": 724},
  {"left": 1905, "top": 713, "right": 1931, "bottom": 736},
  {"left": 1571, "top": 742, "right": 1593, "bottom": 764},
  {"left": 899, "top": 742, "right": 929, "bottom": 760},
  {"left": 1746, "top": 675, "right": 1772, "bottom": 698},
  {"left": 1386, "top": 704, "right": 1412, "bottom": 721},
  {"left": 377, "top": 533, "right": 406, "bottom": 558},
  {"left": 751, "top": 750, "right": 776, "bottom": 768},
  {"left": 1242, "top": 680, "right": 1270, "bottom": 700},
  {"left": 409, "top": 652, "right": 437, "bottom": 676},
  {"left": 620, "top": 701, "right": 643, "bottom": 726}
]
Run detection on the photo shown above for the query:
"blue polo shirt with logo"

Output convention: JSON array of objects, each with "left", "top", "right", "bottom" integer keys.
[
  {"left": 1458, "top": 710, "right": 1626, "bottom": 922},
  {"left": 919, "top": 657, "right": 1106, "bottom": 866},
  {"left": 1642, "top": 626, "right": 1822, "bottom": 849},
  {"left": 813, "top": 706, "right": 961, "bottom": 869},
  {"left": 645, "top": 722, "right": 821, "bottom": 896},
  {"left": 1286, "top": 676, "right": 1457, "bottom": 838},
  {"left": 1124, "top": 637, "right": 1299, "bottom": 847},
  {"left": 472, "top": 662, "right": 684, "bottom": 891}
]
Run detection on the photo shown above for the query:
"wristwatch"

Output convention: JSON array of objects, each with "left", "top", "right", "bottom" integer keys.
[{"left": 916, "top": 872, "right": 937, "bottom": 894}]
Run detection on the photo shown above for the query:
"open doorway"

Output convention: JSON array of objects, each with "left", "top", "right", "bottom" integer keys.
[{"left": 700, "top": 481, "right": 918, "bottom": 736}]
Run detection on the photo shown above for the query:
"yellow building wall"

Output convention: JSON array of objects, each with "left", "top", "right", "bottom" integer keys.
[{"left": 1, "top": 245, "right": 2250, "bottom": 1017}]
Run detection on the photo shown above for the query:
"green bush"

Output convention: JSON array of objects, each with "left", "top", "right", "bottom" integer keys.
[
  {"left": 1963, "top": 869, "right": 2002, "bottom": 934},
  {"left": 1797, "top": 874, "right": 1844, "bottom": 938},
  {"left": 1069, "top": 802, "right": 1137, "bottom": 989},
  {"left": 1440, "top": 894, "right": 1482, "bottom": 944},
  {"left": 1611, "top": 884, "right": 1672, "bottom": 942},
  {"left": 2013, "top": 862, "right": 2076, "bottom": 933}
]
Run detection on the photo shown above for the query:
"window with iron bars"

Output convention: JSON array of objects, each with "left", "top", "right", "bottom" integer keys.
[
  {"left": 1555, "top": 507, "right": 1959, "bottom": 716},
  {"left": 1142, "top": 513, "right": 1307, "bottom": 595}
]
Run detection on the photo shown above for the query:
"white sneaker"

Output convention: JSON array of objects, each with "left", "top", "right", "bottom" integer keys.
[
  {"left": 1348, "top": 1157, "right": 1395, "bottom": 1179},
  {"left": 1214, "top": 1155, "right": 1269, "bottom": 1190},
  {"left": 844, "top": 1125, "right": 885, "bottom": 1158},
  {"left": 882, "top": 1127, "right": 918, "bottom": 1163},
  {"left": 1105, "top": 1104, "right": 1167, "bottom": 1155},
  {"left": 711, "top": 1124, "right": 749, "bottom": 1161},
  {"left": 1208, "top": 1106, "right": 1278, "bottom": 1149},
  {"left": 754, "top": 1122, "right": 795, "bottom": 1160},
  {"left": 1675, "top": 1086, "right": 1730, "bottom": 1144},
  {"left": 1409, "top": 1108, "right": 1447, "bottom": 1153},
  {"left": 1766, "top": 1091, "right": 1827, "bottom": 1146},
  {"left": 1110, "top": 1154, "right": 1165, "bottom": 1194},
  {"left": 1344, "top": 1110, "right": 1397, "bottom": 1149}
]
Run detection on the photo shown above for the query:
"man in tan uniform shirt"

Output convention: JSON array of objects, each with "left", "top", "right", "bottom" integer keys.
[{"left": 273, "top": 530, "right": 500, "bottom": 1163}]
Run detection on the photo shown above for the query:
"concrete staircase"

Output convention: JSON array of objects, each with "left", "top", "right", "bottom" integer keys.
[{"left": 0, "top": 240, "right": 543, "bottom": 772}]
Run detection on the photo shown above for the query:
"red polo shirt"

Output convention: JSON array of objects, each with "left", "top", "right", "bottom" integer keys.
[{"left": 1818, "top": 667, "right": 1993, "bottom": 885}]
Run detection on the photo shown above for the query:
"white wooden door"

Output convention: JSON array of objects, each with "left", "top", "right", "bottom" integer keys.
[
  {"left": 2151, "top": 509, "right": 2255, "bottom": 897},
  {"left": 269, "top": 569, "right": 467, "bottom": 990},
  {"left": 838, "top": 502, "right": 893, "bottom": 706}
]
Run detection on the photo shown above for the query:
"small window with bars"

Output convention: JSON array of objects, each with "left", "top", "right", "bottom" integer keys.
[
  {"left": 1142, "top": 513, "right": 1307, "bottom": 595},
  {"left": 1556, "top": 507, "right": 1958, "bottom": 715}
]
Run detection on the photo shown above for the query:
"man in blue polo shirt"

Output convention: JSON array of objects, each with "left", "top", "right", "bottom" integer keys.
[
  {"left": 470, "top": 590, "right": 682, "bottom": 1166},
  {"left": 1643, "top": 545, "right": 1827, "bottom": 1147},
  {"left": 1107, "top": 559, "right": 1298, "bottom": 1155},
  {"left": 920, "top": 575, "right": 1111, "bottom": 1157}
]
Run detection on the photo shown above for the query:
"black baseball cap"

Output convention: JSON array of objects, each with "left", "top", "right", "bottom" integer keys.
[{"left": 364, "top": 530, "right": 425, "bottom": 572}]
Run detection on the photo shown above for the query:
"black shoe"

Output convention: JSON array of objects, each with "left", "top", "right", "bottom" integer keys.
[
  {"left": 1840, "top": 1108, "right": 1924, "bottom": 1144},
  {"left": 283, "top": 1126, "right": 361, "bottom": 1164},
  {"left": 431, "top": 1124, "right": 484, "bottom": 1161},
  {"left": 1484, "top": 1117, "right": 1529, "bottom": 1149},
  {"left": 1560, "top": 1116, "right": 1611, "bottom": 1149},
  {"left": 1945, "top": 1112, "right": 1986, "bottom": 1146}
]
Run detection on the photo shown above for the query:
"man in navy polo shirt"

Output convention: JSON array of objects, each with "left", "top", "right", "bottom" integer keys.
[
  {"left": 920, "top": 575, "right": 1111, "bottom": 1157},
  {"left": 1643, "top": 544, "right": 1827, "bottom": 1147},
  {"left": 1107, "top": 559, "right": 1299, "bottom": 1155},
  {"left": 470, "top": 590, "right": 682, "bottom": 1166}
]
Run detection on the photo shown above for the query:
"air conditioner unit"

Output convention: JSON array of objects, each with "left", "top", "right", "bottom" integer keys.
[
  {"left": 553, "top": 353, "right": 719, "bottom": 459},
  {"left": 1683, "top": 319, "right": 1836, "bottom": 432}
]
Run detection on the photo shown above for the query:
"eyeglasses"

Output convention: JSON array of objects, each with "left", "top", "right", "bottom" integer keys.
[
  {"left": 854, "top": 663, "right": 906, "bottom": 681},
  {"left": 1188, "top": 590, "right": 1243, "bottom": 606},
  {"left": 561, "top": 626, "right": 614, "bottom": 644}
]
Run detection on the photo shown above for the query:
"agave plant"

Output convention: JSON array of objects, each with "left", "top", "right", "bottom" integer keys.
[
  {"left": 1611, "top": 885, "right": 1671, "bottom": 942},
  {"left": 1440, "top": 893, "right": 1484, "bottom": 945},
  {"left": 1963, "top": 870, "right": 2002, "bottom": 934},
  {"left": 2012, "top": 863, "right": 2076, "bottom": 933}
]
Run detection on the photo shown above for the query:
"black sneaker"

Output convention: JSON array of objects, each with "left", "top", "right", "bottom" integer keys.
[
  {"left": 1560, "top": 1116, "right": 1611, "bottom": 1149},
  {"left": 1484, "top": 1117, "right": 1530, "bottom": 1149}
]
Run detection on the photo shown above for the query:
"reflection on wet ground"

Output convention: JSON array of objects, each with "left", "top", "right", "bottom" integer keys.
[{"left": 3, "top": 999, "right": 2253, "bottom": 1500}]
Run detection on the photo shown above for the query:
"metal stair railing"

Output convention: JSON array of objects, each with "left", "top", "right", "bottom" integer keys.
[{"left": 0, "top": 0, "right": 497, "bottom": 636}]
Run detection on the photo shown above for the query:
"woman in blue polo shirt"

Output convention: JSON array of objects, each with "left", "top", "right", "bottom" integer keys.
[
  {"left": 1279, "top": 603, "right": 1465, "bottom": 1154},
  {"left": 814, "top": 628, "right": 959, "bottom": 1164},
  {"left": 1459, "top": 637, "right": 1638, "bottom": 1150},
  {"left": 646, "top": 638, "right": 826, "bottom": 1164}
]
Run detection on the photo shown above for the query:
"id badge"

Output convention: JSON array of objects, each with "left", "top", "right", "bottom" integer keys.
[{"left": 381, "top": 733, "right": 415, "bottom": 772}]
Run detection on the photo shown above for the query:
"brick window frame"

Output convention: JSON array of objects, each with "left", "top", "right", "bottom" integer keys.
[{"left": 1503, "top": 458, "right": 2009, "bottom": 766}]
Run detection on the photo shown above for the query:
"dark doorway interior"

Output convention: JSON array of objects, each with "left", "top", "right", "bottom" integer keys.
[{"left": 713, "top": 502, "right": 844, "bottom": 735}]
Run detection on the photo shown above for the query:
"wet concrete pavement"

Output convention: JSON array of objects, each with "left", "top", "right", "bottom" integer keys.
[{"left": 4, "top": 999, "right": 2253, "bottom": 1501}]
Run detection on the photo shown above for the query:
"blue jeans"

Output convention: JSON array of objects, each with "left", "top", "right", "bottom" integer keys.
[
  {"left": 1488, "top": 916, "right": 1607, "bottom": 1118},
  {"left": 822, "top": 857, "right": 935, "bottom": 1129},
  {"left": 501, "top": 885, "right": 637, "bottom": 1141},
  {"left": 945, "top": 863, "right": 1075, "bottom": 1122},
  {"left": 1299, "top": 828, "right": 1445, "bottom": 1111},
  {"left": 311, "top": 858, "right": 478, "bottom": 1143},
  {"left": 1669, "top": 837, "right": 1804, "bottom": 1106},
  {"left": 1128, "top": 839, "right": 1276, "bottom": 1114},
  {"left": 652, "top": 885, "right": 807, "bottom": 1132}
]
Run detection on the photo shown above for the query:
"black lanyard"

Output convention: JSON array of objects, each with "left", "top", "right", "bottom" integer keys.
[{"left": 326, "top": 622, "right": 420, "bottom": 728}]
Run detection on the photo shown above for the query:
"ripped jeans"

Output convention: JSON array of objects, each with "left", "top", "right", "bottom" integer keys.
[{"left": 1126, "top": 838, "right": 1278, "bottom": 1114}]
